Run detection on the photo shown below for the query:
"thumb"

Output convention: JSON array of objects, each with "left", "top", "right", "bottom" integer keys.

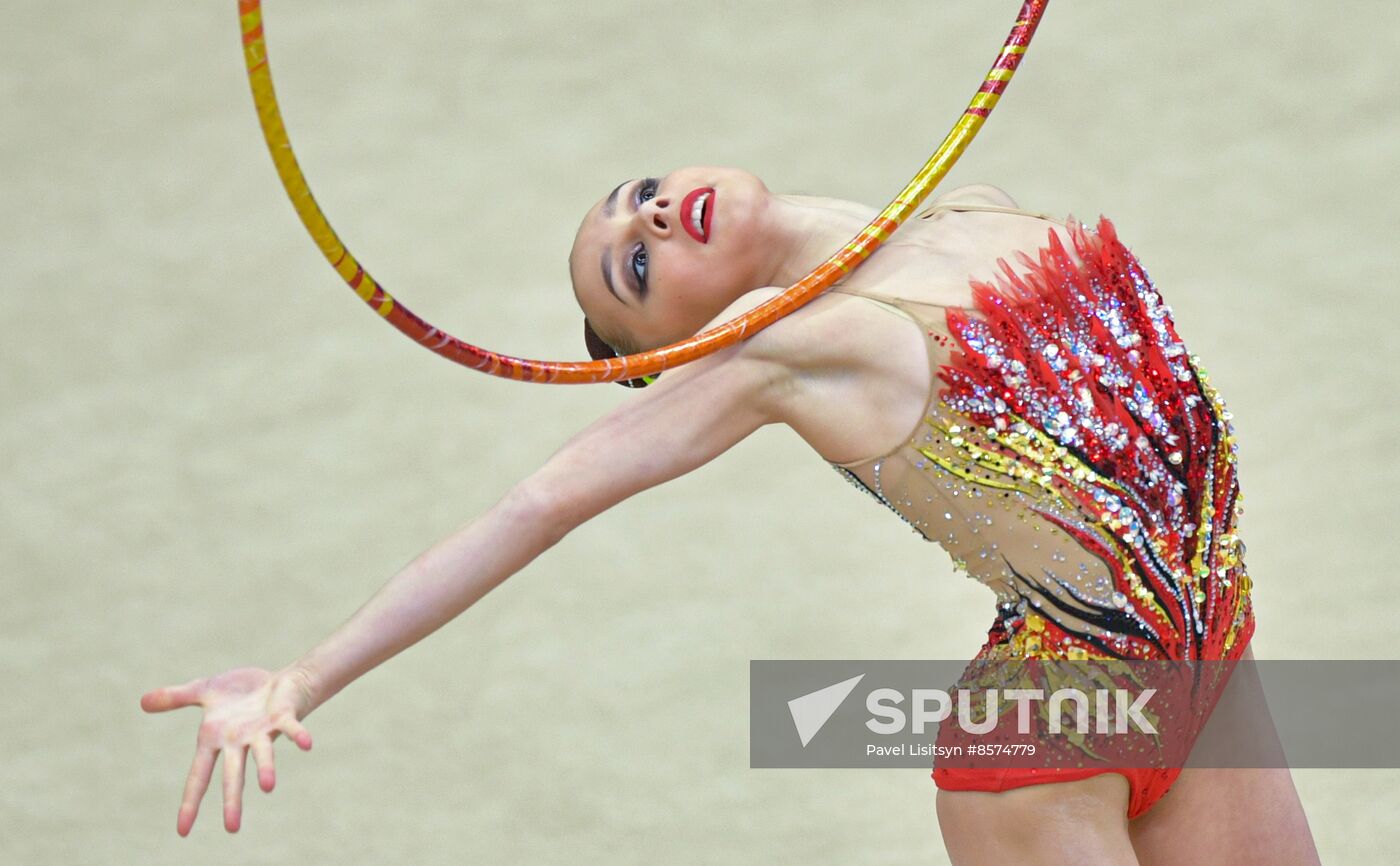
[{"left": 140, "top": 678, "right": 205, "bottom": 713}]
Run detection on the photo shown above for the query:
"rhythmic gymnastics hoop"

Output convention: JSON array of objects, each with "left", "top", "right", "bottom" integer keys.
[{"left": 237, "top": 0, "right": 1048, "bottom": 384}]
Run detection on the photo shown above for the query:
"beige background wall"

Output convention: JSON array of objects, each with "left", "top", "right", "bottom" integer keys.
[{"left": 3, "top": 1, "right": 1395, "bottom": 862}]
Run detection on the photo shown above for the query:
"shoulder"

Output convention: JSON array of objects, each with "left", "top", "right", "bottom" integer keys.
[
  {"left": 700, "top": 286, "right": 934, "bottom": 460},
  {"left": 657, "top": 287, "right": 814, "bottom": 423},
  {"left": 683, "top": 286, "right": 867, "bottom": 408},
  {"left": 929, "top": 182, "right": 1019, "bottom": 208},
  {"left": 704, "top": 286, "right": 874, "bottom": 379}
]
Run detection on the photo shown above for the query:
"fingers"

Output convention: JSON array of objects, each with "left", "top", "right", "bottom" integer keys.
[
  {"left": 141, "top": 678, "right": 206, "bottom": 713},
  {"left": 222, "top": 744, "right": 248, "bottom": 833},
  {"left": 251, "top": 733, "right": 276, "bottom": 793},
  {"left": 177, "top": 746, "right": 217, "bottom": 837},
  {"left": 277, "top": 717, "right": 313, "bottom": 752}
]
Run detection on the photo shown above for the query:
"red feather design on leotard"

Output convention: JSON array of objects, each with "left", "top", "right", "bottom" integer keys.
[{"left": 938, "top": 218, "right": 1253, "bottom": 660}]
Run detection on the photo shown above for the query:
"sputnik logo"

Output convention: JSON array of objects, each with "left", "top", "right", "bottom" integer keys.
[{"left": 787, "top": 674, "right": 865, "bottom": 747}]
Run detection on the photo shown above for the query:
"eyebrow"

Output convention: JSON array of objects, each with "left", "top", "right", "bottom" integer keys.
[
  {"left": 602, "top": 181, "right": 626, "bottom": 218},
  {"left": 600, "top": 247, "right": 623, "bottom": 304}
]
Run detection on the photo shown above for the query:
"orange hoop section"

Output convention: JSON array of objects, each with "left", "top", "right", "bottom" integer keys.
[{"left": 238, "top": 0, "right": 1048, "bottom": 383}]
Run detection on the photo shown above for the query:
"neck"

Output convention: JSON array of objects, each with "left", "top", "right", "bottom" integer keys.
[{"left": 758, "top": 194, "right": 879, "bottom": 289}]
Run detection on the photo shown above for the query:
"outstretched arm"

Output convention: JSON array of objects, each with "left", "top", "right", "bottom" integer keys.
[
  {"left": 140, "top": 305, "right": 794, "bottom": 834},
  {"left": 288, "top": 320, "right": 791, "bottom": 715}
]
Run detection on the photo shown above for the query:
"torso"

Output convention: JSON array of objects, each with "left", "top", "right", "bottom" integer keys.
[{"left": 748, "top": 191, "right": 1255, "bottom": 661}]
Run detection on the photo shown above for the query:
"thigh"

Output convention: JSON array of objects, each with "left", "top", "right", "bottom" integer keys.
[
  {"left": 1128, "top": 768, "right": 1319, "bottom": 865},
  {"left": 1128, "top": 647, "right": 1320, "bottom": 865},
  {"left": 936, "top": 774, "right": 1140, "bottom": 866}
]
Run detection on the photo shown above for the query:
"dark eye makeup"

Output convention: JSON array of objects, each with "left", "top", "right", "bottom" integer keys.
[
  {"left": 629, "top": 245, "right": 648, "bottom": 296},
  {"left": 628, "top": 177, "right": 659, "bottom": 297}
]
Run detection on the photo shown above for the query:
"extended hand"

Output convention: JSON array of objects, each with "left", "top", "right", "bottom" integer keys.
[{"left": 141, "top": 666, "right": 315, "bottom": 835}]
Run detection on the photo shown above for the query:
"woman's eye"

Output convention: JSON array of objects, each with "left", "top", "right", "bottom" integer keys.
[
  {"left": 638, "top": 177, "right": 658, "bottom": 205},
  {"left": 631, "top": 247, "right": 648, "bottom": 289}
]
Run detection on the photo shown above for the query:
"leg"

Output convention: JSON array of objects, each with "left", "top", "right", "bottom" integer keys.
[
  {"left": 936, "top": 774, "right": 1141, "bottom": 866},
  {"left": 1127, "top": 648, "right": 1320, "bottom": 864},
  {"left": 1128, "top": 768, "right": 1319, "bottom": 865}
]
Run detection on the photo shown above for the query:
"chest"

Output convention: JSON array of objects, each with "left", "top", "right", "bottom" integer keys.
[{"left": 837, "top": 213, "right": 1077, "bottom": 306}]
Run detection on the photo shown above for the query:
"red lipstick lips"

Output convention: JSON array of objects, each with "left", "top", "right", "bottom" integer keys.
[{"left": 680, "top": 186, "right": 715, "bottom": 244}]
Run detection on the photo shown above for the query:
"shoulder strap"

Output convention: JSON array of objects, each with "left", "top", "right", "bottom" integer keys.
[
  {"left": 915, "top": 201, "right": 1067, "bottom": 224},
  {"left": 826, "top": 284, "right": 923, "bottom": 310}
]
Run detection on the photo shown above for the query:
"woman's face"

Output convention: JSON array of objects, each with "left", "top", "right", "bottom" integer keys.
[{"left": 569, "top": 166, "right": 778, "bottom": 352}]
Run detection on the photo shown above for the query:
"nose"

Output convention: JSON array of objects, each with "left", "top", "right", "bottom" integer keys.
[{"left": 635, "top": 195, "right": 674, "bottom": 238}]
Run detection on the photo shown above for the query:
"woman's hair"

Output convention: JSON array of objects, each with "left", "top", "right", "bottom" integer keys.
[{"left": 583, "top": 319, "right": 653, "bottom": 388}]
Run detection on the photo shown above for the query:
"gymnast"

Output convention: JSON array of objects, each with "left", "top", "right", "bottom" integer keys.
[{"left": 142, "top": 164, "right": 1321, "bottom": 861}]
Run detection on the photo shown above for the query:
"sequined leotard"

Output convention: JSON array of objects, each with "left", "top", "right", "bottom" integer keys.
[{"left": 826, "top": 207, "right": 1256, "bottom": 816}]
